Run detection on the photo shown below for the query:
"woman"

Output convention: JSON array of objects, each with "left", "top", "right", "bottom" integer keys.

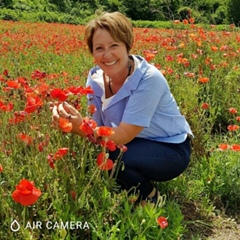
[{"left": 52, "top": 12, "right": 193, "bottom": 206}]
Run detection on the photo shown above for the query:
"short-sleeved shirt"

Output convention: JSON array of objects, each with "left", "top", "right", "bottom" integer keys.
[{"left": 86, "top": 55, "right": 193, "bottom": 143}]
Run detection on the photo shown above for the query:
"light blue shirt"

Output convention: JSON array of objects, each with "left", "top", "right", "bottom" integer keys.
[{"left": 86, "top": 55, "right": 193, "bottom": 143}]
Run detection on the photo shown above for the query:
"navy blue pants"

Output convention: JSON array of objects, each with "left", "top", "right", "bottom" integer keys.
[{"left": 109, "top": 137, "right": 191, "bottom": 199}]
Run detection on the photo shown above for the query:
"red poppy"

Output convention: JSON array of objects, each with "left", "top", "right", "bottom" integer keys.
[
  {"left": 88, "top": 104, "right": 97, "bottom": 114},
  {"left": 97, "top": 152, "right": 113, "bottom": 171},
  {"left": 227, "top": 125, "right": 239, "bottom": 131},
  {"left": 143, "top": 50, "right": 157, "bottom": 62},
  {"left": 229, "top": 107, "right": 237, "bottom": 114},
  {"left": 67, "top": 86, "right": 94, "bottom": 95},
  {"left": 3, "top": 69, "right": 9, "bottom": 77},
  {"left": 79, "top": 86, "right": 94, "bottom": 95},
  {"left": 231, "top": 144, "right": 240, "bottom": 151},
  {"left": 211, "top": 46, "right": 218, "bottom": 51},
  {"left": 202, "top": 103, "right": 209, "bottom": 109},
  {"left": 156, "top": 216, "right": 169, "bottom": 229},
  {"left": 58, "top": 117, "right": 73, "bottom": 133},
  {"left": 6, "top": 80, "right": 21, "bottom": 89},
  {"left": 37, "top": 135, "right": 50, "bottom": 152},
  {"left": 100, "top": 140, "right": 117, "bottom": 151},
  {"left": 79, "top": 117, "right": 97, "bottom": 135},
  {"left": 0, "top": 164, "right": 3, "bottom": 172},
  {"left": 66, "top": 86, "right": 82, "bottom": 95},
  {"left": 189, "top": 18, "right": 195, "bottom": 24},
  {"left": 12, "top": 179, "right": 42, "bottom": 206},
  {"left": 218, "top": 143, "right": 229, "bottom": 151},
  {"left": 0, "top": 100, "right": 14, "bottom": 112},
  {"left": 53, "top": 147, "right": 69, "bottom": 160},
  {"left": 198, "top": 77, "right": 209, "bottom": 83},
  {"left": 97, "top": 126, "right": 115, "bottom": 137},
  {"left": 9, "top": 111, "right": 28, "bottom": 125},
  {"left": 47, "top": 154, "right": 55, "bottom": 169},
  {"left": 236, "top": 116, "right": 240, "bottom": 122},
  {"left": 17, "top": 133, "right": 33, "bottom": 145},
  {"left": 24, "top": 95, "right": 43, "bottom": 113},
  {"left": 35, "top": 83, "right": 49, "bottom": 94},
  {"left": 50, "top": 88, "right": 68, "bottom": 101},
  {"left": 118, "top": 145, "right": 128, "bottom": 152},
  {"left": 31, "top": 70, "right": 47, "bottom": 79}
]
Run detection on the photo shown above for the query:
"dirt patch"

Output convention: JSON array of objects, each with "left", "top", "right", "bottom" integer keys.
[
  {"left": 181, "top": 201, "right": 240, "bottom": 239},
  {"left": 207, "top": 219, "right": 240, "bottom": 240}
]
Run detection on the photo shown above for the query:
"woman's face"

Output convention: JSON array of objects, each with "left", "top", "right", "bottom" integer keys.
[{"left": 92, "top": 28, "right": 129, "bottom": 78}]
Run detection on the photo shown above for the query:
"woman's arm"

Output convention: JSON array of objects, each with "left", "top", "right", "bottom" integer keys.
[{"left": 52, "top": 102, "right": 143, "bottom": 144}]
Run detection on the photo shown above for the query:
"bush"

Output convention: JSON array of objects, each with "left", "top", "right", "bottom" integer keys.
[{"left": 228, "top": 0, "right": 240, "bottom": 25}]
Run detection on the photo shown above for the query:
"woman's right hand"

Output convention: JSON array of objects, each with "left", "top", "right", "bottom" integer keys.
[{"left": 51, "top": 102, "right": 83, "bottom": 135}]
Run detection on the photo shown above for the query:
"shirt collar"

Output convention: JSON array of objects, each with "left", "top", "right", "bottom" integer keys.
[{"left": 88, "top": 55, "right": 149, "bottom": 108}]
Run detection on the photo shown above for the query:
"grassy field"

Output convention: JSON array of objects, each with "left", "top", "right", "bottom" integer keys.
[{"left": 0, "top": 19, "right": 240, "bottom": 239}]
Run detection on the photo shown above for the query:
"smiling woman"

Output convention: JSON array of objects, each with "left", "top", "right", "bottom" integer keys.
[{"left": 51, "top": 11, "right": 193, "bottom": 207}]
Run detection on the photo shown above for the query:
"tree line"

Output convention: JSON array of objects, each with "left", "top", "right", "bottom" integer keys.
[{"left": 0, "top": 0, "right": 240, "bottom": 25}]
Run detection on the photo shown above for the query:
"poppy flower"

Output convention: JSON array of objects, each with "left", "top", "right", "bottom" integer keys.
[
  {"left": 229, "top": 107, "right": 237, "bottom": 114},
  {"left": 35, "top": 83, "right": 49, "bottom": 94},
  {"left": 24, "top": 95, "right": 43, "bottom": 113},
  {"left": 31, "top": 70, "right": 47, "bottom": 79},
  {"left": 143, "top": 50, "right": 157, "bottom": 62},
  {"left": 3, "top": 69, "right": 9, "bottom": 77},
  {"left": 12, "top": 179, "right": 42, "bottom": 206},
  {"left": 227, "top": 125, "right": 239, "bottom": 131},
  {"left": 156, "top": 216, "right": 168, "bottom": 229},
  {"left": 53, "top": 147, "right": 69, "bottom": 160},
  {"left": 0, "top": 100, "right": 14, "bottom": 112},
  {"left": 218, "top": 143, "right": 229, "bottom": 151},
  {"left": 97, "top": 152, "right": 113, "bottom": 171},
  {"left": 97, "top": 126, "right": 115, "bottom": 137},
  {"left": 79, "top": 117, "right": 97, "bottom": 135},
  {"left": 88, "top": 104, "right": 97, "bottom": 114},
  {"left": 202, "top": 103, "right": 209, "bottom": 109},
  {"left": 189, "top": 18, "right": 195, "bottom": 24},
  {"left": 67, "top": 86, "right": 94, "bottom": 95},
  {"left": 118, "top": 145, "right": 128, "bottom": 152},
  {"left": 236, "top": 116, "right": 240, "bottom": 122},
  {"left": 231, "top": 144, "right": 240, "bottom": 151},
  {"left": 100, "top": 140, "right": 117, "bottom": 151},
  {"left": 0, "top": 164, "right": 3, "bottom": 172},
  {"left": 50, "top": 88, "right": 68, "bottom": 101},
  {"left": 58, "top": 117, "right": 72, "bottom": 133},
  {"left": 9, "top": 111, "right": 28, "bottom": 125},
  {"left": 211, "top": 46, "right": 218, "bottom": 51},
  {"left": 47, "top": 154, "right": 55, "bottom": 169},
  {"left": 6, "top": 80, "right": 21, "bottom": 89},
  {"left": 198, "top": 77, "right": 209, "bottom": 83},
  {"left": 17, "top": 133, "right": 33, "bottom": 145}
]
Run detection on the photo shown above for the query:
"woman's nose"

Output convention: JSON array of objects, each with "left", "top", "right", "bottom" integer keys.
[{"left": 102, "top": 48, "right": 112, "bottom": 58}]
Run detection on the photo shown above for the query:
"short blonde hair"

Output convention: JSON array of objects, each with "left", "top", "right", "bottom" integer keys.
[{"left": 84, "top": 12, "right": 134, "bottom": 54}]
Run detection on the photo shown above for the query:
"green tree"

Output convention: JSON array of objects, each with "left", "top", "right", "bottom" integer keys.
[
  {"left": 0, "top": 0, "right": 13, "bottom": 8},
  {"left": 228, "top": 0, "right": 240, "bottom": 25}
]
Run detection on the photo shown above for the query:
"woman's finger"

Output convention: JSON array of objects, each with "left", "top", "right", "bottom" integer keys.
[
  {"left": 63, "top": 102, "right": 80, "bottom": 116},
  {"left": 57, "top": 103, "right": 69, "bottom": 118}
]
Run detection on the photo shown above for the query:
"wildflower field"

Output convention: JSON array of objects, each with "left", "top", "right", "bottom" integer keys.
[{"left": 0, "top": 19, "right": 240, "bottom": 239}]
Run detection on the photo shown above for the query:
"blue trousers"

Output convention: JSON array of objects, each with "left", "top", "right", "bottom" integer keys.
[{"left": 109, "top": 137, "right": 191, "bottom": 199}]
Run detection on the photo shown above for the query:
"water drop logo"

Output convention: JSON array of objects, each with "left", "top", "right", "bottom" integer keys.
[{"left": 10, "top": 219, "right": 21, "bottom": 232}]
